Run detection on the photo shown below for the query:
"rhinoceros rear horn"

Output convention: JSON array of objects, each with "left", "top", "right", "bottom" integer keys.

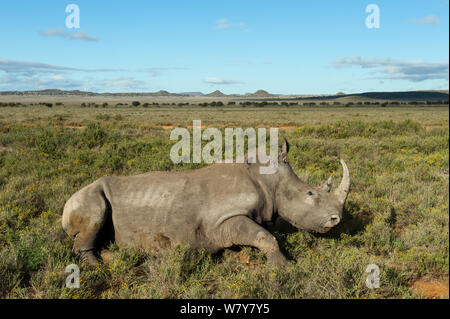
[
  {"left": 334, "top": 159, "right": 350, "bottom": 204},
  {"left": 320, "top": 176, "right": 333, "bottom": 192},
  {"left": 278, "top": 139, "right": 290, "bottom": 163}
]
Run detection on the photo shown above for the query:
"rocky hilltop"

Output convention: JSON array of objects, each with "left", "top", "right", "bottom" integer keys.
[
  {"left": 249, "top": 90, "right": 274, "bottom": 98},
  {"left": 205, "top": 90, "right": 227, "bottom": 97}
]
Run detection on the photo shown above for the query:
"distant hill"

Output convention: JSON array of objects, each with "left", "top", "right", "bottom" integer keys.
[
  {"left": 205, "top": 90, "right": 227, "bottom": 97},
  {"left": 249, "top": 90, "right": 273, "bottom": 98},
  {"left": 288, "top": 90, "right": 449, "bottom": 102},
  {"left": 0, "top": 89, "right": 447, "bottom": 102},
  {"left": 351, "top": 91, "right": 449, "bottom": 101},
  {"left": 0, "top": 89, "right": 185, "bottom": 97},
  {"left": 151, "top": 90, "right": 174, "bottom": 96},
  {"left": 0, "top": 89, "right": 97, "bottom": 96}
]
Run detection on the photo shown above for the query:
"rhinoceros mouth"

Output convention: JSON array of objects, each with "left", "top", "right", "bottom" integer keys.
[
  {"left": 313, "top": 226, "right": 333, "bottom": 234},
  {"left": 288, "top": 221, "right": 333, "bottom": 234},
  {"left": 281, "top": 215, "right": 339, "bottom": 234}
]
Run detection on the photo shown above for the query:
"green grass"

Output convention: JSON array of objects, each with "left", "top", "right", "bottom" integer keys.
[{"left": 0, "top": 105, "right": 448, "bottom": 298}]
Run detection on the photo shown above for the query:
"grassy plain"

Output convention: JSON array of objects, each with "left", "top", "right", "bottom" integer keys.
[{"left": 0, "top": 104, "right": 448, "bottom": 298}]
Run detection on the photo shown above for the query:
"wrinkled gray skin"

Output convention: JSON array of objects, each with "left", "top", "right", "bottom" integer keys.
[{"left": 62, "top": 140, "right": 350, "bottom": 266}]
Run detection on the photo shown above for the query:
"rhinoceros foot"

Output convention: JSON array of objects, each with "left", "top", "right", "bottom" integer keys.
[
  {"left": 266, "top": 250, "right": 288, "bottom": 267},
  {"left": 80, "top": 250, "right": 101, "bottom": 266}
]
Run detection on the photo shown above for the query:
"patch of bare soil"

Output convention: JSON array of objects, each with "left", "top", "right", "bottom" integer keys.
[
  {"left": 156, "top": 125, "right": 208, "bottom": 130},
  {"left": 238, "top": 251, "right": 262, "bottom": 269},
  {"left": 157, "top": 125, "right": 300, "bottom": 130},
  {"left": 411, "top": 278, "right": 449, "bottom": 299},
  {"left": 222, "top": 249, "right": 262, "bottom": 269},
  {"left": 278, "top": 126, "right": 297, "bottom": 130}
]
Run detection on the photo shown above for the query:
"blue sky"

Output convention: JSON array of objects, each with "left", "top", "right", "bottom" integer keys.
[{"left": 0, "top": 0, "right": 448, "bottom": 94}]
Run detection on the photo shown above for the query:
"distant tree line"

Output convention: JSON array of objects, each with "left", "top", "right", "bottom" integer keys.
[
  {"left": 0, "top": 99, "right": 448, "bottom": 108},
  {"left": 0, "top": 102, "right": 59, "bottom": 107}
]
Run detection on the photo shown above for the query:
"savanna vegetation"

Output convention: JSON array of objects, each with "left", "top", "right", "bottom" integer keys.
[{"left": 0, "top": 104, "right": 448, "bottom": 298}]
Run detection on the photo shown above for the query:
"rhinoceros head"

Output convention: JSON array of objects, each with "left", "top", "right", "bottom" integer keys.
[{"left": 274, "top": 140, "right": 350, "bottom": 233}]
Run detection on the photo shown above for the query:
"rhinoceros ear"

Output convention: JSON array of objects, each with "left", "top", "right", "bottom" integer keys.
[
  {"left": 320, "top": 176, "right": 333, "bottom": 192},
  {"left": 278, "top": 138, "right": 290, "bottom": 163}
]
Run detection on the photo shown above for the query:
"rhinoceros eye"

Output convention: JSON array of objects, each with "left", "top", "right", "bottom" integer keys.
[{"left": 307, "top": 191, "right": 314, "bottom": 196}]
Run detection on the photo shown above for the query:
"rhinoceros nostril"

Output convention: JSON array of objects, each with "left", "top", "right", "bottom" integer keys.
[
  {"left": 330, "top": 215, "right": 340, "bottom": 225},
  {"left": 322, "top": 215, "right": 341, "bottom": 228}
]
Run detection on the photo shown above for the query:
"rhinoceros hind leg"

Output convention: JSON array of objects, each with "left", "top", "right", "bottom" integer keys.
[{"left": 219, "top": 216, "right": 288, "bottom": 267}]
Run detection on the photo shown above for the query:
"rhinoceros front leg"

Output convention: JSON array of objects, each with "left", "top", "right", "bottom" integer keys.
[
  {"left": 219, "top": 216, "right": 288, "bottom": 266},
  {"left": 73, "top": 230, "right": 101, "bottom": 266}
]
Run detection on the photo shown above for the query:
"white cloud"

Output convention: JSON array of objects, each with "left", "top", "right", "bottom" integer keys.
[
  {"left": 0, "top": 58, "right": 117, "bottom": 75},
  {"left": 0, "top": 73, "right": 148, "bottom": 92},
  {"left": 40, "top": 29, "right": 99, "bottom": 41},
  {"left": 137, "top": 67, "right": 188, "bottom": 76},
  {"left": 0, "top": 74, "right": 83, "bottom": 90},
  {"left": 204, "top": 77, "right": 241, "bottom": 85},
  {"left": 409, "top": 15, "right": 441, "bottom": 26},
  {"left": 50, "top": 74, "right": 65, "bottom": 80},
  {"left": 0, "top": 59, "right": 186, "bottom": 78},
  {"left": 0, "top": 58, "right": 190, "bottom": 91},
  {"left": 40, "top": 29, "right": 68, "bottom": 37},
  {"left": 333, "top": 56, "right": 449, "bottom": 82},
  {"left": 68, "top": 31, "right": 99, "bottom": 41},
  {"left": 0, "top": 58, "right": 79, "bottom": 74},
  {"left": 214, "top": 18, "right": 248, "bottom": 31},
  {"left": 0, "top": 53, "right": 193, "bottom": 93},
  {"left": 214, "top": 18, "right": 232, "bottom": 29},
  {"left": 96, "top": 77, "right": 147, "bottom": 90}
]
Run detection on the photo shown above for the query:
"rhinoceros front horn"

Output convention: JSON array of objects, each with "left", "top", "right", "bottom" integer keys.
[{"left": 334, "top": 159, "right": 350, "bottom": 205}]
